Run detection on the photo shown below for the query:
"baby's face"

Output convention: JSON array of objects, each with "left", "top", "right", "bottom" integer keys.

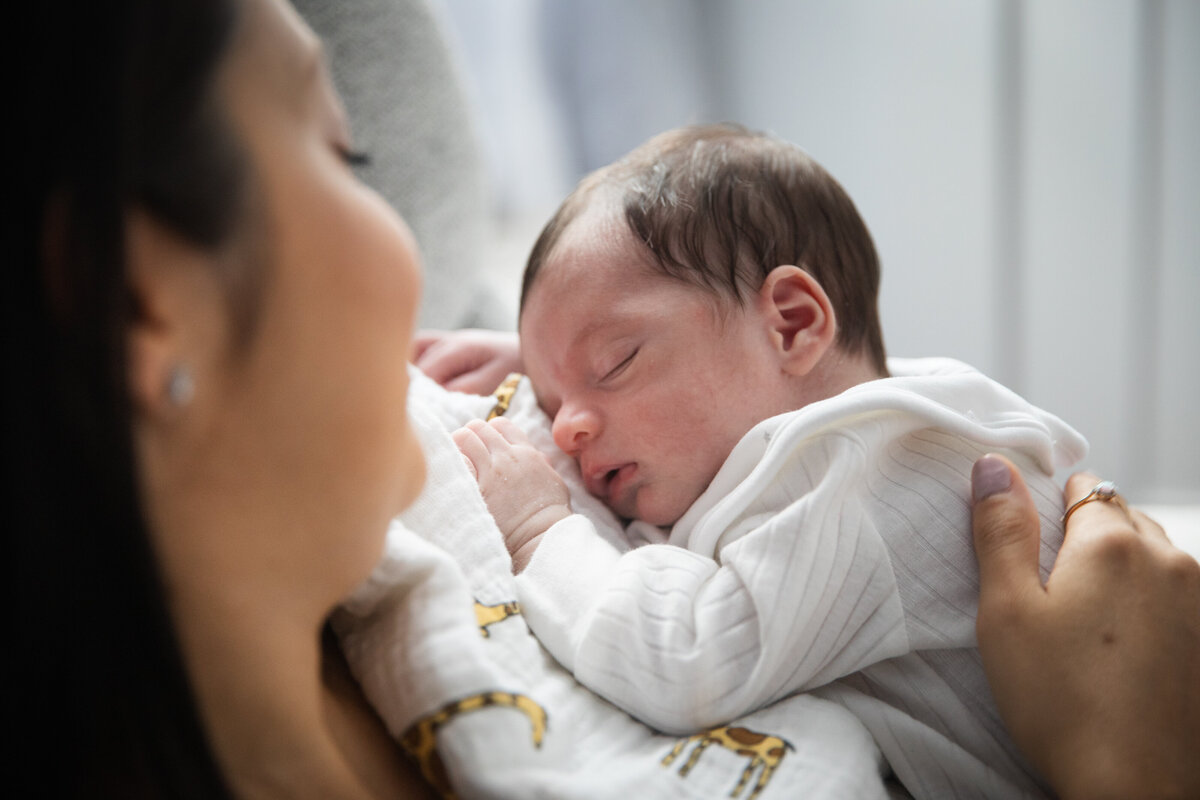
[{"left": 520, "top": 208, "right": 790, "bottom": 526}]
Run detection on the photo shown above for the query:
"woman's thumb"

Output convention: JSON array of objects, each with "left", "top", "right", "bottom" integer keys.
[{"left": 971, "top": 454, "right": 1042, "bottom": 603}]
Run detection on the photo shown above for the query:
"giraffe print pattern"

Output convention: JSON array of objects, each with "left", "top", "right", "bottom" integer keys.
[
  {"left": 401, "top": 691, "right": 547, "bottom": 799},
  {"left": 485, "top": 372, "right": 524, "bottom": 420},
  {"left": 473, "top": 599, "right": 522, "bottom": 637},
  {"left": 662, "top": 725, "right": 793, "bottom": 800}
]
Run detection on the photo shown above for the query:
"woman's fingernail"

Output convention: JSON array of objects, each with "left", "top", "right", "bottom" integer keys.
[{"left": 972, "top": 455, "right": 1012, "bottom": 502}]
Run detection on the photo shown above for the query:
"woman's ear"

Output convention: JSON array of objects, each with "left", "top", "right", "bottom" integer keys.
[
  {"left": 125, "top": 209, "right": 223, "bottom": 416},
  {"left": 758, "top": 265, "right": 837, "bottom": 376}
]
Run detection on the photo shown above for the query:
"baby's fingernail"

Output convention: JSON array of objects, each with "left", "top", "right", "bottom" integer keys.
[{"left": 972, "top": 455, "right": 1012, "bottom": 502}]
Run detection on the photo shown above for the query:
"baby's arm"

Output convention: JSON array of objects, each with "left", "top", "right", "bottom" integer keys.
[
  {"left": 452, "top": 417, "right": 571, "bottom": 571},
  {"left": 515, "top": 497, "right": 908, "bottom": 734}
]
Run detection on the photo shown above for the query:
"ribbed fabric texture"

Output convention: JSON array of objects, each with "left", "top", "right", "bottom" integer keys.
[{"left": 517, "top": 358, "right": 1087, "bottom": 799}]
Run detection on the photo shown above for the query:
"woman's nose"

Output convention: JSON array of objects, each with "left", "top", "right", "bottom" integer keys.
[{"left": 551, "top": 402, "right": 600, "bottom": 455}]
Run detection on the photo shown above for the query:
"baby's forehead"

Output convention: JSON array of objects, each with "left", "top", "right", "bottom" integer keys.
[
  {"left": 556, "top": 200, "right": 632, "bottom": 259},
  {"left": 526, "top": 214, "right": 649, "bottom": 299}
]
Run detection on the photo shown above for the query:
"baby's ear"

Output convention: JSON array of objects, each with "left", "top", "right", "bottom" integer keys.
[{"left": 758, "top": 265, "right": 837, "bottom": 376}]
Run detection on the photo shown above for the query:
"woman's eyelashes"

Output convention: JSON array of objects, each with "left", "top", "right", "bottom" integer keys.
[{"left": 336, "top": 144, "right": 371, "bottom": 168}]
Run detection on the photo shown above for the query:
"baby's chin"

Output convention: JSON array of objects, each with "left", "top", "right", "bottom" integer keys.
[{"left": 621, "top": 489, "right": 698, "bottom": 530}]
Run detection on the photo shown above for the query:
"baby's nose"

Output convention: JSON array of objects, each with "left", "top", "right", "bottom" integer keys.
[{"left": 551, "top": 403, "right": 599, "bottom": 456}]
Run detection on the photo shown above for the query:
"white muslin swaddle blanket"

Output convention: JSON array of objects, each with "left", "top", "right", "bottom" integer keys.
[{"left": 332, "top": 369, "right": 890, "bottom": 799}]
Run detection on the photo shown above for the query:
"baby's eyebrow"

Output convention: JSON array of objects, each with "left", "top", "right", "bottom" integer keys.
[
  {"left": 571, "top": 323, "right": 613, "bottom": 352},
  {"left": 573, "top": 300, "right": 647, "bottom": 340},
  {"left": 573, "top": 320, "right": 640, "bottom": 363}
]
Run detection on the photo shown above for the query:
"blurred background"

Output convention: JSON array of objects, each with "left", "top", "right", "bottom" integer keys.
[{"left": 317, "top": 0, "right": 1199, "bottom": 506}]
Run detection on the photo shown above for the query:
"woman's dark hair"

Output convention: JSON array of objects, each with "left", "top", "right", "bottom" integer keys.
[
  {"left": 12, "top": 1, "right": 247, "bottom": 795},
  {"left": 522, "top": 123, "right": 887, "bottom": 375}
]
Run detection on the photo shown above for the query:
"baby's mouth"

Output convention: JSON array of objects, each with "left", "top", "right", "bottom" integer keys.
[
  {"left": 602, "top": 463, "right": 637, "bottom": 505},
  {"left": 585, "top": 462, "right": 633, "bottom": 503}
]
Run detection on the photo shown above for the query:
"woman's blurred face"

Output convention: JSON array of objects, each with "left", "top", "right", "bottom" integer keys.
[{"left": 204, "top": 0, "right": 424, "bottom": 587}]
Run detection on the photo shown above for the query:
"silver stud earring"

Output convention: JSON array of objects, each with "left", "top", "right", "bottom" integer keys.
[{"left": 166, "top": 365, "right": 195, "bottom": 407}]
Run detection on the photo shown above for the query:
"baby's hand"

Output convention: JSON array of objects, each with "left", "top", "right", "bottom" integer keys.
[{"left": 452, "top": 416, "right": 571, "bottom": 571}]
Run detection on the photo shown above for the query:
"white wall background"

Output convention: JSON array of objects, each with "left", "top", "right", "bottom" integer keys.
[{"left": 441, "top": 0, "right": 1198, "bottom": 503}]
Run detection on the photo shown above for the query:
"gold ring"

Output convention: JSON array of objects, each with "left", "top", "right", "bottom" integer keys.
[{"left": 1062, "top": 480, "right": 1129, "bottom": 525}]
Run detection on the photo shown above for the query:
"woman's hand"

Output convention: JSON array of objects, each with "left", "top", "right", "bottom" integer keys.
[
  {"left": 413, "top": 328, "right": 522, "bottom": 395},
  {"left": 970, "top": 454, "right": 1200, "bottom": 800},
  {"left": 453, "top": 417, "right": 571, "bottom": 571}
]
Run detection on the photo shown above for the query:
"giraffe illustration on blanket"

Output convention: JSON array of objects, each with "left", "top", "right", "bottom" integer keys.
[
  {"left": 662, "top": 725, "right": 793, "bottom": 800},
  {"left": 473, "top": 599, "right": 522, "bottom": 637},
  {"left": 486, "top": 372, "right": 524, "bottom": 420},
  {"left": 401, "top": 691, "right": 547, "bottom": 799}
]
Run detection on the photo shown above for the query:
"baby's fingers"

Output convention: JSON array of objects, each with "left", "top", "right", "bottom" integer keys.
[
  {"left": 489, "top": 416, "right": 533, "bottom": 447},
  {"left": 451, "top": 426, "right": 485, "bottom": 479},
  {"left": 462, "top": 418, "right": 514, "bottom": 456}
]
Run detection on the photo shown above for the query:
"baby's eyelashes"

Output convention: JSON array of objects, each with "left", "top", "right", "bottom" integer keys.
[{"left": 600, "top": 348, "right": 639, "bottom": 383}]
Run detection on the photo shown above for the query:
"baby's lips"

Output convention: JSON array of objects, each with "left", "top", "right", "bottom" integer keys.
[{"left": 582, "top": 461, "right": 619, "bottom": 500}]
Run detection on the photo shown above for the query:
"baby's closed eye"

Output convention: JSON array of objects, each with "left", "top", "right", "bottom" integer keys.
[{"left": 601, "top": 347, "right": 639, "bottom": 382}]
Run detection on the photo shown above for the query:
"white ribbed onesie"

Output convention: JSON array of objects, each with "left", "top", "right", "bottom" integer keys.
[{"left": 515, "top": 358, "right": 1087, "bottom": 799}]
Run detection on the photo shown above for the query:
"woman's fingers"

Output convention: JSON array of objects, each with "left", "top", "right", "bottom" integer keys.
[
  {"left": 1130, "top": 507, "right": 1169, "bottom": 541},
  {"left": 444, "top": 366, "right": 510, "bottom": 396},
  {"left": 1056, "top": 471, "right": 1176, "bottom": 562},
  {"left": 970, "top": 454, "right": 1043, "bottom": 607},
  {"left": 971, "top": 457, "right": 1200, "bottom": 798},
  {"left": 411, "top": 329, "right": 522, "bottom": 395},
  {"left": 411, "top": 329, "right": 447, "bottom": 362},
  {"left": 1061, "top": 471, "right": 1136, "bottom": 533},
  {"left": 415, "top": 338, "right": 487, "bottom": 388}
]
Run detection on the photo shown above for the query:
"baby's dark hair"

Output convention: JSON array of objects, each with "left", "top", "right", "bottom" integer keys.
[{"left": 522, "top": 123, "right": 887, "bottom": 374}]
